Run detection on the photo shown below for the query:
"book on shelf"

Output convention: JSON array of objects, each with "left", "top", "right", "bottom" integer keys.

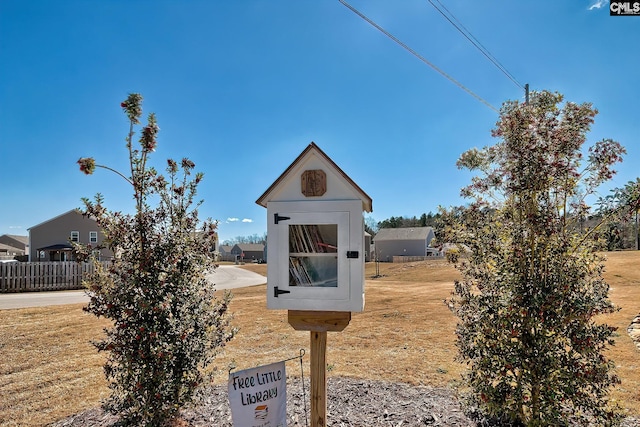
[
  {"left": 288, "top": 225, "right": 337, "bottom": 254},
  {"left": 289, "top": 257, "right": 315, "bottom": 286},
  {"left": 288, "top": 255, "right": 338, "bottom": 287}
]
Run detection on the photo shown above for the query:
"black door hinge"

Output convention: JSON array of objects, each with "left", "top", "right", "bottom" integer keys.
[
  {"left": 274, "top": 286, "right": 291, "bottom": 297},
  {"left": 274, "top": 213, "right": 291, "bottom": 224}
]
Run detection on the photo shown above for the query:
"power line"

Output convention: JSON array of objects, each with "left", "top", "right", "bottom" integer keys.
[
  {"left": 338, "top": 0, "right": 499, "bottom": 113},
  {"left": 427, "top": 0, "right": 524, "bottom": 90}
]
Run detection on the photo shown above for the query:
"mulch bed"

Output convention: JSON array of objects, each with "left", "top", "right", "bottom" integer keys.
[{"left": 51, "top": 377, "right": 640, "bottom": 427}]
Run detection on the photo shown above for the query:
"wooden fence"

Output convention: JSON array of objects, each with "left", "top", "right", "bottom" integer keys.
[{"left": 0, "top": 261, "right": 106, "bottom": 293}]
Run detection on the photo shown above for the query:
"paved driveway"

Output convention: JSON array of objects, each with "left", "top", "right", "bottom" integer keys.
[
  {"left": 0, "top": 265, "right": 266, "bottom": 310},
  {"left": 204, "top": 265, "right": 266, "bottom": 290}
]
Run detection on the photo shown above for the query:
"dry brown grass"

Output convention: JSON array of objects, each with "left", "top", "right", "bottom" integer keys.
[
  {"left": 1, "top": 253, "right": 639, "bottom": 426},
  {"left": 597, "top": 251, "right": 640, "bottom": 414},
  {"left": 0, "top": 306, "right": 110, "bottom": 426}
]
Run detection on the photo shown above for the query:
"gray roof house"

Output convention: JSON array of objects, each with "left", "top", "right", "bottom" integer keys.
[
  {"left": 0, "top": 234, "right": 28, "bottom": 259},
  {"left": 373, "top": 227, "right": 436, "bottom": 262},
  {"left": 0, "top": 234, "right": 28, "bottom": 251},
  {"left": 218, "top": 245, "right": 234, "bottom": 262},
  {"left": 28, "top": 209, "right": 113, "bottom": 262},
  {"left": 231, "top": 243, "right": 265, "bottom": 263},
  {"left": 0, "top": 243, "right": 21, "bottom": 259}
]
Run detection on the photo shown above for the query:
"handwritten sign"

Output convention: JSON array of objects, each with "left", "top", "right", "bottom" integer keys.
[{"left": 228, "top": 361, "right": 287, "bottom": 427}]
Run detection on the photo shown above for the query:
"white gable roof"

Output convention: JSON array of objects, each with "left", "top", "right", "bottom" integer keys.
[{"left": 256, "top": 142, "right": 372, "bottom": 212}]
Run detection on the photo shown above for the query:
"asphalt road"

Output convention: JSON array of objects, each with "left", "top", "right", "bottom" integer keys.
[{"left": 0, "top": 265, "right": 266, "bottom": 310}]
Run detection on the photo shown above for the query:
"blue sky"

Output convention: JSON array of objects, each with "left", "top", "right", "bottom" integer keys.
[{"left": 1, "top": 1, "right": 638, "bottom": 243}]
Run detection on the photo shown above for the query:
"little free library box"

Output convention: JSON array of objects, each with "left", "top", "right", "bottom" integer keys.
[{"left": 256, "top": 142, "right": 373, "bottom": 312}]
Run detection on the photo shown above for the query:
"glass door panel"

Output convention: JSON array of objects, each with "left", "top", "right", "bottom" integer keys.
[{"left": 288, "top": 224, "right": 338, "bottom": 287}]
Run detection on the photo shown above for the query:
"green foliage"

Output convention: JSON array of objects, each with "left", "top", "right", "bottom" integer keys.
[
  {"left": 377, "top": 212, "right": 440, "bottom": 230},
  {"left": 76, "top": 94, "right": 235, "bottom": 426},
  {"left": 441, "top": 91, "right": 624, "bottom": 426},
  {"left": 598, "top": 178, "right": 640, "bottom": 251}
]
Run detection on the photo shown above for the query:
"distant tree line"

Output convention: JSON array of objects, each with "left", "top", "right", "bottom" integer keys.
[
  {"left": 222, "top": 232, "right": 267, "bottom": 246},
  {"left": 365, "top": 187, "right": 640, "bottom": 252},
  {"left": 364, "top": 212, "right": 441, "bottom": 237}
]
